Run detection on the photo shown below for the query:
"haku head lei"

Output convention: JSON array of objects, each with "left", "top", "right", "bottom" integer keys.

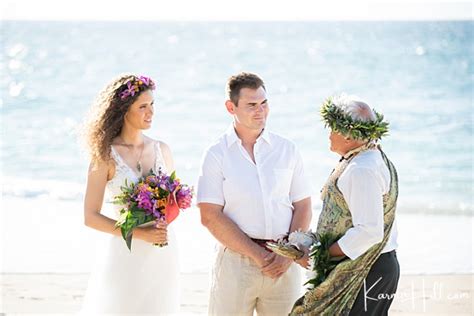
[
  {"left": 119, "top": 75, "right": 156, "bottom": 101},
  {"left": 320, "top": 95, "right": 389, "bottom": 141}
]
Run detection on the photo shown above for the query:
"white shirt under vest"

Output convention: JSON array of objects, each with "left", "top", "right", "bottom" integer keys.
[
  {"left": 197, "top": 125, "right": 312, "bottom": 240},
  {"left": 337, "top": 149, "right": 398, "bottom": 260}
]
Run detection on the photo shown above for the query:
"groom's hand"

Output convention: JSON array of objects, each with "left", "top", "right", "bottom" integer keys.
[
  {"left": 252, "top": 249, "right": 275, "bottom": 268},
  {"left": 260, "top": 254, "right": 292, "bottom": 279}
]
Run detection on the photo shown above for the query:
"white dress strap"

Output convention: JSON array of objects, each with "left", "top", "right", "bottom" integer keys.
[
  {"left": 110, "top": 146, "right": 119, "bottom": 161},
  {"left": 154, "top": 141, "right": 167, "bottom": 173},
  {"left": 110, "top": 146, "right": 132, "bottom": 171},
  {"left": 110, "top": 146, "right": 126, "bottom": 168}
]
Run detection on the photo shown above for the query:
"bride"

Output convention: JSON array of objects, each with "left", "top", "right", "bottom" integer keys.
[{"left": 81, "top": 74, "right": 179, "bottom": 314}]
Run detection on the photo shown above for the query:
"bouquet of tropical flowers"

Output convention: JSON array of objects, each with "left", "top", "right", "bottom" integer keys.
[{"left": 113, "top": 168, "right": 193, "bottom": 250}]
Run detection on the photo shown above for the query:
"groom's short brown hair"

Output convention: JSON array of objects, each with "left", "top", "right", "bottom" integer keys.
[{"left": 226, "top": 72, "right": 265, "bottom": 106}]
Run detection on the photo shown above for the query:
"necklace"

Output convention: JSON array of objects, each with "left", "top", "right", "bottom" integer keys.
[
  {"left": 136, "top": 144, "right": 144, "bottom": 173},
  {"left": 117, "top": 136, "right": 145, "bottom": 174}
]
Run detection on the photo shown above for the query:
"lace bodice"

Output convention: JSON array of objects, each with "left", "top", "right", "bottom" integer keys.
[{"left": 105, "top": 141, "right": 167, "bottom": 214}]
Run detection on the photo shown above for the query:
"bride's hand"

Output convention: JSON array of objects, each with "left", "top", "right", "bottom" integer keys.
[{"left": 134, "top": 220, "right": 168, "bottom": 244}]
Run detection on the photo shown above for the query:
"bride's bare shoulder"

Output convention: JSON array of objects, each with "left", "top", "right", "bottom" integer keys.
[
  {"left": 147, "top": 137, "right": 174, "bottom": 171},
  {"left": 158, "top": 141, "right": 172, "bottom": 154}
]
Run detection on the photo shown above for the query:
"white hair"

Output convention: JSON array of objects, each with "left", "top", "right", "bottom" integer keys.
[{"left": 332, "top": 94, "right": 376, "bottom": 122}]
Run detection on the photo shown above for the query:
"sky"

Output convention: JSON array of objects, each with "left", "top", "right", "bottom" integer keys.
[{"left": 1, "top": 0, "right": 472, "bottom": 21}]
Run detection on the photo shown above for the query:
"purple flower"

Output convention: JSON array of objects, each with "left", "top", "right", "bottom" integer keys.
[
  {"left": 139, "top": 76, "right": 150, "bottom": 85},
  {"left": 156, "top": 171, "right": 174, "bottom": 190},
  {"left": 158, "top": 177, "right": 168, "bottom": 190},
  {"left": 168, "top": 180, "right": 179, "bottom": 192},
  {"left": 119, "top": 82, "right": 138, "bottom": 100},
  {"left": 136, "top": 186, "right": 153, "bottom": 214},
  {"left": 126, "top": 82, "right": 137, "bottom": 96},
  {"left": 119, "top": 76, "right": 156, "bottom": 101},
  {"left": 119, "top": 90, "right": 130, "bottom": 100},
  {"left": 139, "top": 76, "right": 156, "bottom": 89}
]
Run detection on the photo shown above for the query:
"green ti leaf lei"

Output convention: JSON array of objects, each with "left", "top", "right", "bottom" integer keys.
[
  {"left": 320, "top": 97, "right": 389, "bottom": 141},
  {"left": 305, "top": 232, "right": 345, "bottom": 289}
]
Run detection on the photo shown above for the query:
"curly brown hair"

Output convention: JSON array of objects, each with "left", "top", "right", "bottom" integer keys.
[
  {"left": 226, "top": 72, "right": 265, "bottom": 106},
  {"left": 83, "top": 74, "right": 155, "bottom": 165}
]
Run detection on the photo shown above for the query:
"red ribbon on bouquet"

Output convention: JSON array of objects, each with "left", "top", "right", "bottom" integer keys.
[{"left": 165, "top": 191, "right": 180, "bottom": 224}]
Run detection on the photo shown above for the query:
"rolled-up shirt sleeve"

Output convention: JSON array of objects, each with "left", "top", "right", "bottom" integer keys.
[
  {"left": 290, "top": 150, "right": 312, "bottom": 203},
  {"left": 337, "top": 167, "right": 385, "bottom": 260},
  {"left": 196, "top": 150, "right": 225, "bottom": 206}
]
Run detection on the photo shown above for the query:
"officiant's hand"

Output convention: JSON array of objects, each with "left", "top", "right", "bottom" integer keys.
[
  {"left": 295, "top": 251, "right": 310, "bottom": 269},
  {"left": 261, "top": 254, "right": 292, "bottom": 279}
]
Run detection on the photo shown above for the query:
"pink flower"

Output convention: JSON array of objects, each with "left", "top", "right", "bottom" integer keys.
[{"left": 176, "top": 185, "right": 193, "bottom": 209}]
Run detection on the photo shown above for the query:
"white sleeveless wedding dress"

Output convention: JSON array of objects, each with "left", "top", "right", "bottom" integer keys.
[{"left": 81, "top": 142, "right": 180, "bottom": 315}]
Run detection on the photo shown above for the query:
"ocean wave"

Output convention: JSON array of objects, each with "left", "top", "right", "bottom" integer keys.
[
  {"left": 312, "top": 198, "right": 473, "bottom": 217},
  {"left": 2, "top": 177, "right": 472, "bottom": 216},
  {"left": 1, "top": 177, "right": 84, "bottom": 201}
]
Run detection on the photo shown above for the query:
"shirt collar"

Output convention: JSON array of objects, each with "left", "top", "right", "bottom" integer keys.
[
  {"left": 258, "top": 128, "right": 272, "bottom": 146},
  {"left": 225, "top": 124, "right": 240, "bottom": 148},
  {"left": 225, "top": 124, "right": 272, "bottom": 148}
]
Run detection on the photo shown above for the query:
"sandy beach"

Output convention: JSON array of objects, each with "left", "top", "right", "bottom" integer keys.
[
  {"left": 1, "top": 199, "right": 473, "bottom": 314},
  {"left": 1, "top": 272, "right": 472, "bottom": 315}
]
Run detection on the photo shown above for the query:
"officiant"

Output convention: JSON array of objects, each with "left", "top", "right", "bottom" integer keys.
[{"left": 292, "top": 95, "right": 399, "bottom": 316}]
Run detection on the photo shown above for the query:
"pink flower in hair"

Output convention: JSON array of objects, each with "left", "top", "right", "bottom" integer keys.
[
  {"left": 139, "top": 76, "right": 150, "bottom": 85},
  {"left": 119, "top": 75, "right": 156, "bottom": 101}
]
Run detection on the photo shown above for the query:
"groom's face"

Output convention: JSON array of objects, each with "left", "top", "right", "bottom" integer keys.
[{"left": 232, "top": 87, "right": 269, "bottom": 131}]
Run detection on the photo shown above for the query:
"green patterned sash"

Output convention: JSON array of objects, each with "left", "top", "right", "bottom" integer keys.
[{"left": 291, "top": 145, "right": 398, "bottom": 316}]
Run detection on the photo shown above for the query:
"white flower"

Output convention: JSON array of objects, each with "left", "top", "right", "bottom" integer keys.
[{"left": 288, "top": 230, "right": 315, "bottom": 249}]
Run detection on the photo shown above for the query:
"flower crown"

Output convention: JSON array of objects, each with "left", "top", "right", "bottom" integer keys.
[
  {"left": 320, "top": 96, "right": 389, "bottom": 141},
  {"left": 119, "top": 76, "right": 156, "bottom": 101}
]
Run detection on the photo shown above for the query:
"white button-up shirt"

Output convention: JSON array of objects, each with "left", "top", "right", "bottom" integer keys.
[
  {"left": 197, "top": 125, "right": 312, "bottom": 240},
  {"left": 337, "top": 149, "right": 398, "bottom": 260}
]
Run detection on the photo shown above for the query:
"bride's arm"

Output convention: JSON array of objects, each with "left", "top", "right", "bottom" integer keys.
[
  {"left": 83, "top": 160, "right": 168, "bottom": 244},
  {"left": 83, "top": 160, "right": 122, "bottom": 236}
]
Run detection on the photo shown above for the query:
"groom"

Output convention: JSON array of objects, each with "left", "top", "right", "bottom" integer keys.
[{"left": 197, "top": 72, "right": 312, "bottom": 315}]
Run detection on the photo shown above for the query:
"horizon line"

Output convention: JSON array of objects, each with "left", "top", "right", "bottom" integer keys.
[{"left": 2, "top": 18, "right": 473, "bottom": 22}]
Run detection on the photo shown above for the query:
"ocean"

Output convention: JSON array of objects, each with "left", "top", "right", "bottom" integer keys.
[{"left": 1, "top": 21, "right": 472, "bottom": 274}]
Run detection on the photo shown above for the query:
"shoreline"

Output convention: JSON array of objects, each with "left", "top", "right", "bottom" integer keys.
[
  {"left": 2, "top": 197, "right": 473, "bottom": 275},
  {"left": 1, "top": 273, "right": 472, "bottom": 315}
]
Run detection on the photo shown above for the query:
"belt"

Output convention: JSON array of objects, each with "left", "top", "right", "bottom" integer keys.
[{"left": 251, "top": 238, "right": 275, "bottom": 251}]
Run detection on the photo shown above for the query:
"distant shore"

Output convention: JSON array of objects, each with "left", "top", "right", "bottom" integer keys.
[{"left": 1, "top": 273, "right": 472, "bottom": 315}]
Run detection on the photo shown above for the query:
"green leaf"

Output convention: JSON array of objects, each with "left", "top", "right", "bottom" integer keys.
[
  {"left": 125, "top": 231, "right": 133, "bottom": 251},
  {"left": 320, "top": 96, "right": 389, "bottom": 141},
  {"left": 120, "top": 226, "right": 128, "bottom": 242},
  {"left": 304, "top": 232, "right": 343, "bottom": 289}
]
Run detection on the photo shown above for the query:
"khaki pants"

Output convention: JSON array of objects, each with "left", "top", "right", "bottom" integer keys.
[{"left": 209, "top": 246, "right": 302, "bottom": 316}]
